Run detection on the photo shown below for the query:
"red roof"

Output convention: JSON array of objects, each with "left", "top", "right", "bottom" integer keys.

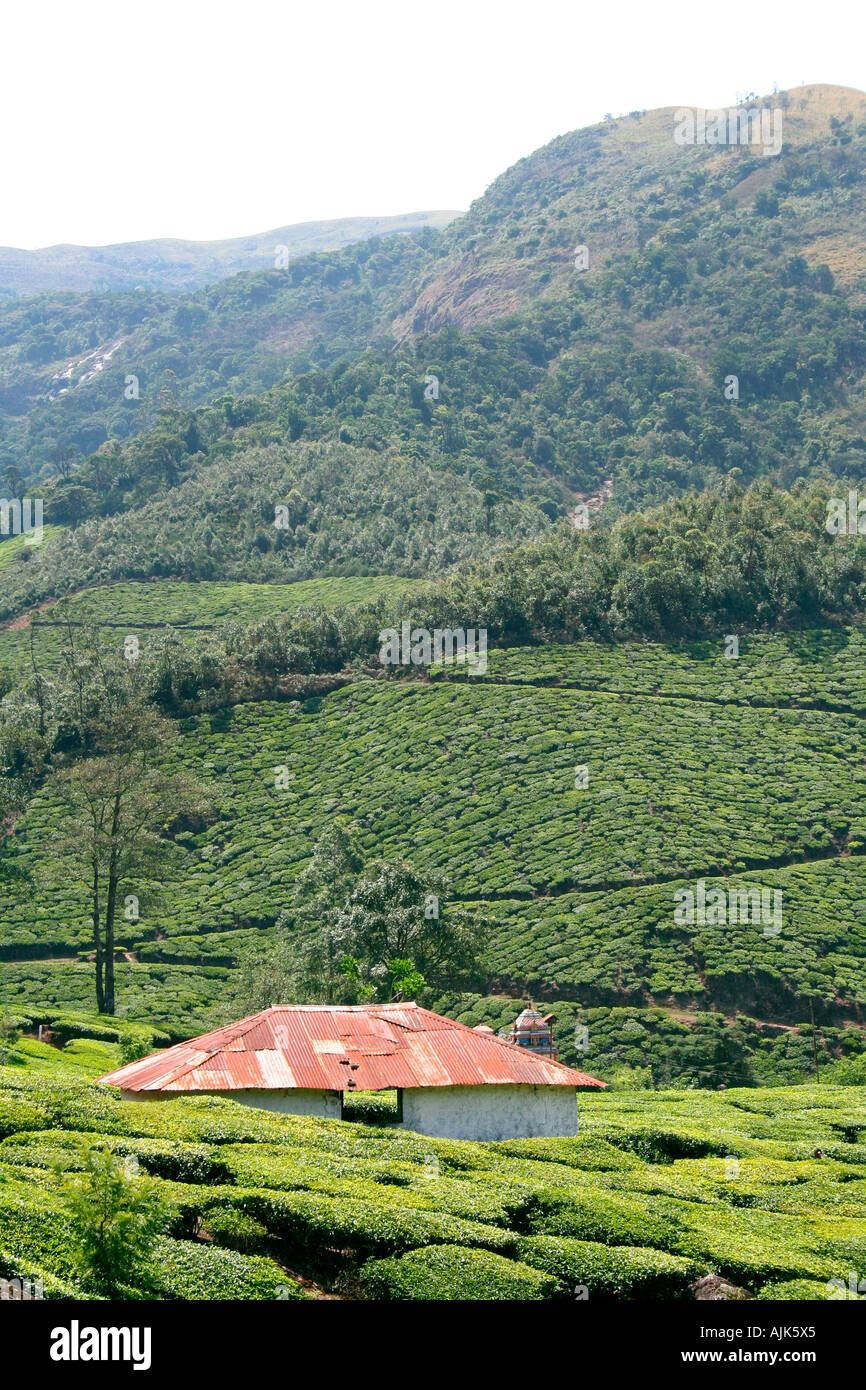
[{"left": 97, "top": 1003, "right": 606, "bottom": 1094}]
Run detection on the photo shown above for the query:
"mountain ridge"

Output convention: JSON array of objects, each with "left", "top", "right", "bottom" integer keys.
[
  {"left": 4, "top": 82, "right": 866, "bottom": 588},
  {"left": 0, "top": 209, "right": 462, "bottom": 297}
]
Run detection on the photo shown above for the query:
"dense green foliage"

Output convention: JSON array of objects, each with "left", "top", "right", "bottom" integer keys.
[
  {"left": 63, "top": 1146, "right": 167, "bottom": 1294},
  {"left": 5, "top": 672, "right": 863, "bottom": 950},
  {"left": 2, "top": 621, "right": 866, "bottom": 1075},
  {"left": 360, "top": 1244, "right": 558, "bottom": 1300},
  {"left": 0, "top": 1042, "right": 863, "bottom": 1300},
  {"left": 0, "top": 438, "right": 551, "bottom": 618},
  {"left": 238, "top": 825, "right": 485, "bottom": 1007}
]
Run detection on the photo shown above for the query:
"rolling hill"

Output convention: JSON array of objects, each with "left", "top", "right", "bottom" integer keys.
[{"left": 0, "top": 211, "right": 460, "bottom": 297}]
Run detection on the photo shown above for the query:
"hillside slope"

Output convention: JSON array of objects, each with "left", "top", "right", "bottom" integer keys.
[
  {"left": 4, "top": 83, "right": 866, "bottom": 521},
  {"left": 394, "top": 85, "right": 866, "bottom": 335},
  {"left": 3, "top": 629, "right": 866, "bottom": 1084}
]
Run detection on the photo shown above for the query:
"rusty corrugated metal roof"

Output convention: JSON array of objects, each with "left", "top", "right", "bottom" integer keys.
[{"left": 97, "top": 1003, "right": 606, "bottom": 1093}]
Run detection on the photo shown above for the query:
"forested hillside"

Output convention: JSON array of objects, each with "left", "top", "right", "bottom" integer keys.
[{"left": 4, "top": 83, "right": 866, "bottom": 526}]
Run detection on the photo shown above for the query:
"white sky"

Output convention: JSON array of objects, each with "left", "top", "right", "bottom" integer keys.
[{"left": 4, "top": 0, "right": 864, "bottom": 249}]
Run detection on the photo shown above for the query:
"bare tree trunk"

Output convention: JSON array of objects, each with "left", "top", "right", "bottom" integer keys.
[
  {"left": 28, "top": 627, "right": 46, "bottom": 739},
  {"left": 103, "top": 791, "right": 122, "bottom": 1015},
  {"left": 104, "top": 863, "right": 118, "bottom": 1015},
  {"left": 91, "top": 863, "right": 104, "bottom": 1014}
]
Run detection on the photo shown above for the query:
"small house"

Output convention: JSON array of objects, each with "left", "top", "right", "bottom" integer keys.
[{"left": 97, "top": 1002, "right": 605, "bottom": 1140}]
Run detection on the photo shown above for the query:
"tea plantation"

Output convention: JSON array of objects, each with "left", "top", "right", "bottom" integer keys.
[
  {"left": 3, "top": 637, "right": 866, "bottom": 1058},
  {"left": 475, "top": 628, "right": 866, "bottom": 716},
  {"left": 0, "top": 575, "right": 416, "bottom": 679},
  {"left": 0, "top": 1038, "right": 863, "bottom": 1300}
]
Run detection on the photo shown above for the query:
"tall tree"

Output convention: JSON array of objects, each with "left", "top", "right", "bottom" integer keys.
[
  {"left": 237, "top": 827, "right": 486, "bottom": 1010},
  {"left": 236, "top": 822, "right": 362, "bottom": 1010},
  {"left": 337, "top": 859, "right": 486, "bottom": 999},
  {"left": 55, "top": 702, "right": 209, "bottom": 1014}
]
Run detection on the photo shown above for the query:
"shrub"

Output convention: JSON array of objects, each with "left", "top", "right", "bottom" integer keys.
[
  {"left": 1, "top": 1066, "right": 865, "bottom": 1302},
  {"left": 101, "top": 1137, "right": 235, "bottom": 1186},
  {"left": 605, "top": 1126, "right": 731, "bottom": 1163},
  {"left": 492, "top": 1133, "right": 645, "bottom": 1172},
  {"left": 754, "top": 1279, "right": 835, "bottom": 1300},
  {"left": 0, "top": 1182, "right": 81, "bottom": 1280},
  {"left": 822, "top": 1055, "right": 866, "bottom": 1086},
  {"left": 119, "top": 1036, "right": 155, "bottom": 1065},
  {"left": 519, "top": 1234, "right": 706, "bottom": 1299},
  {"left": 145, "top": 1236, "right": 301, "bottom": 1300},
  {"left": 528, "top": 1186, "right": 682, "bottom": 1250},
  {"left": 0, "top": 1245, "right": 81, "bottom": 1300},
  {"left": 340, "top": 1091, "right": 401, "bottom": 1124},
  {"left": 203, "top": 1207, "right": 271, "bottom": 1255},
  {"left": 359, "top": 1244, "right": 558, "bottom": 1300},
  {"left": 0, "top": 1096, "right": 51, "bottom": 1138},
  {"left": 35, "top": 1013, "right": 170, "bottom": 1050},
  {"left": 671, "top": 1204, "right": 842, "bottom": 1285},
  {"left": 0, "top": 1020, "right": 21, "bottom": 1067},
  {"left": 64, "top": 1148, "right": 168, "bottom": 1295}
]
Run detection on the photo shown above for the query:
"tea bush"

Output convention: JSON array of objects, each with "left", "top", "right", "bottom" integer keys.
[
  {"left": 0, "top": 1047, "right": 864, "bottom": 1299},
  {"left": 360, "top": 1244, "right": 557, "bottom": 1301},
  {"left": 754, "top": 1279, "right": 835, "bottom": 1300},
  {"left": 202, "top": 1207, "right": 272, "bottom": 1255},
  {"left": 518, "top": 1234, "right": 705, "bottom": 1298},
  {"left": 145, "top": 1236, "right": 300, "bottom": 1300}
]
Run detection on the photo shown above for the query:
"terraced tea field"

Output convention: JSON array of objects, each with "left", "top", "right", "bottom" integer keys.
[
  {"left": 5, "top": 679, "right": 866, "bottom": 937},
  {"left": 458, "top": 628, "right": 866, "bottom": 715},
  {"left": 3, "top": 633, "right": 866, "bottom": 1058},
  {"left": 0, "top": 574, "right": 416, "bottom": 677},
  {"left": 0, "top": 1039, "right": 863, "bottom": 1301}
]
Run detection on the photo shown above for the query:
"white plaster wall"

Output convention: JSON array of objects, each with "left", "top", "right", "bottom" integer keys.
[
  {"left": 400, "top": 1084, "right": 578, "bottom": 1140},
  {"left": 229, "top": 1088, "right": 341, "bottom": 1118},
  {"left": 119, "top": 1087, "right": 341, "bottom": 1118}
]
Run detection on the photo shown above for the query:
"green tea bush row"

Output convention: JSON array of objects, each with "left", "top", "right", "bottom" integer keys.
[
  {"left": 359, "top": 1244, "right": 557, "bottom": 1301},
  {"left": 518, "top": 1234, "right": 706, "bottom": 1299},
  {"left": 144, "top": 1236, "right": 299, "bottom": 1301}
]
